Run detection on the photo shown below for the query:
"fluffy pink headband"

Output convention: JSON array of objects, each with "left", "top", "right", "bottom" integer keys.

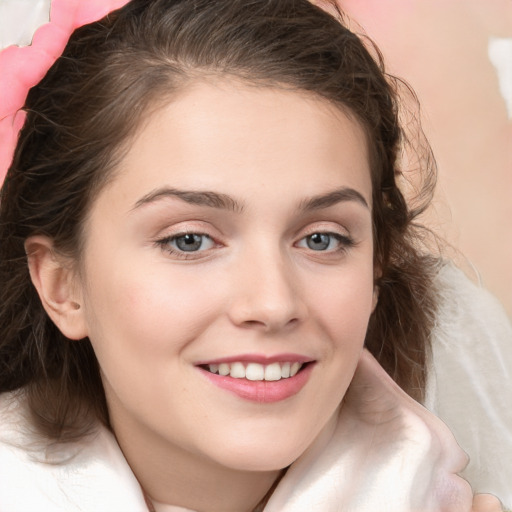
[{"left": 0, "top": 0, "right": 131, "bottom": 187}]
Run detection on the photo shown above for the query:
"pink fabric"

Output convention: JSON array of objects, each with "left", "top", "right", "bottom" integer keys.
[{"left": 0, "top": 0, "right": 131, "bottom": 185}]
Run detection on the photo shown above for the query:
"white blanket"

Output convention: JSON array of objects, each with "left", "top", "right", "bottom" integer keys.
[{"left": 0, "top": 264, "right": 510, "bottom": 511}]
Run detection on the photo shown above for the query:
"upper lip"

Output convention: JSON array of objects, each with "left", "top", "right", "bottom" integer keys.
[{"left": 195, "top": 353, "right": 315, "bottom": 366}]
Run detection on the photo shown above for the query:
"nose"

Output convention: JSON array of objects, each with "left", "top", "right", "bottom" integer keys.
[{"left": 227, "top": 245, "right": 307, "bottom": 332}]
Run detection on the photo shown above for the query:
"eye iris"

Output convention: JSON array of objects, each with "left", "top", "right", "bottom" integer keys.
[
  {"left": 307, "top": 233, "right": 330, "bottom": 251},
  {"left": 176, "top": 234, "right": 203, "bottom": 252}
]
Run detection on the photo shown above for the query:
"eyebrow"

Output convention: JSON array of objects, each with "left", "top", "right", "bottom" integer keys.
[
  {"left": 299, "top": 187, "right": 369, "bottom": 211},
  {"left": 132, "top": 187, "right": 244, "bottom": 213},
  {"left": 132, "top": 185, "right": 369, "bottom": 214}
]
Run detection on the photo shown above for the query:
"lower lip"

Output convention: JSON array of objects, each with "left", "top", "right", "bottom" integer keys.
[{"left": 199, "top": 363, "right": 314, "bottom": 403}]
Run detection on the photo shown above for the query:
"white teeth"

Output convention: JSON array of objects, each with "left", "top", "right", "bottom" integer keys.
[
  {"left": 218, "top": 363, "right": 230, "bottom": 376},
  {"left": 290, "top": 362, "right": 301, "bottom": 377},
  {"left": 246, "top": 363, "right": 264, "bottom": 381},
  {"left": 265, "top": 363, "right": 282, "bottom": 381},
  {"left": 206, "top": 361, "right": 305, "bottom": 381},
  {"left": 230, "top": 362, "right": 246, "bottom": 379},
  {"left": 281, "top": 362, "right": 291, "bottom": 379}
]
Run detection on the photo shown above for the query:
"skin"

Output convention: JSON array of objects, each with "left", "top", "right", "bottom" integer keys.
[
  {"left": 24, "top": 80, "right": 502, "bottom": 511},
  {"left": 74, "top": 81, "right": 374, "bottom": 511}
]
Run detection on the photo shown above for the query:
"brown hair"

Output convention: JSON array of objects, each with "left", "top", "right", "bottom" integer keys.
[{"left": 0, "top": 0, "right": 437, "bottom": 442}]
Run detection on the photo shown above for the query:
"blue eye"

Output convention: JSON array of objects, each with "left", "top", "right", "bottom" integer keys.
[
  {"left": 306, "top": 233, "right": 332, "bottom": 251},
  {"left": 298, "top": 232, "right": 353, "bottom": 252},
  {"left": 160, "top": 233, "right": 215, "bottom": 253},
  {"left": 175, "top": 234, "right": 206, "bottom": 252}
]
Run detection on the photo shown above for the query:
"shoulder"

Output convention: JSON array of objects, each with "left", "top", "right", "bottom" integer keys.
[
  {"left": 426, "top": 262, "right": 512, "bottom": 508},
  {"left": 427, "top": 262, "right": 512, "bottom": 399},
  {"left": 431, "top": 262, "right": 511, "bottom": 344},
  {"left": 0, "top": 391, "right": 148, "bottom": 511}
]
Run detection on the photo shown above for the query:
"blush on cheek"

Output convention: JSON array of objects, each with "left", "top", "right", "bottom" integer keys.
[
  {"left": 313, "top": 281, "right": 374, "bottom": 335},
  {"left": 108, "top": 279, "right": 217, "bottom": 354}
]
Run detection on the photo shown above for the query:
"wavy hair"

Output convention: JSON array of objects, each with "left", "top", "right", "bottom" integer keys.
[{"left": 0, "top": 0, "right": 437, "bottom": 442}]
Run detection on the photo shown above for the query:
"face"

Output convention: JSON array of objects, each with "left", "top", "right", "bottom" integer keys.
[{"left": 77, "top": 80, "right": 375, "bottom": 473}]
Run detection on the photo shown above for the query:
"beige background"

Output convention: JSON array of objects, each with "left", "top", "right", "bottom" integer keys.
[
  {"left": 1, "top": 0, "right": 511, "bottom": 316},
  {"left": 336, "top": 0, "right": 512, "bottom": 317}
]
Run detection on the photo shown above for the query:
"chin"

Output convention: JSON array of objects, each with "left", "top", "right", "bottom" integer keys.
[
  {"left": 209, "top": 434, "right": 313, "bottom": 473},
  {"left": 202, "top": 404, "right": 341, "bottom": 473}
]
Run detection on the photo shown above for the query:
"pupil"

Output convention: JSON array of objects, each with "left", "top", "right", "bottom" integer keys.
[
  {"left": 177, "top": 234, "right": 202, "bottom": 251},
  {"left": 307, "top": 233, "right": 329, "bottom": 251}
]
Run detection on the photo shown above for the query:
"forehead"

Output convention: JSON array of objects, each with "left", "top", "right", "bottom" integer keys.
[{"left": 101, "top": 80, "right": 372, "bottom": 210}]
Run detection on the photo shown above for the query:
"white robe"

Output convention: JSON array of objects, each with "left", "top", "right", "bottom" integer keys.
[{"left": 0, "top": 264, "right": 511, "bottom": 511}]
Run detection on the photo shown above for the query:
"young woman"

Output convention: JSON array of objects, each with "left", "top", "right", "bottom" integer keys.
[{"left": 0, "top": 0, "right": 509, "bottom": 510}]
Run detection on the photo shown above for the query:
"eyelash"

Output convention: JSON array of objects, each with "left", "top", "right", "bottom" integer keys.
[
  {"left": 155, "top": 230, "right": 355, "bottom": 260},
  {"left": 155, "top": 232, "right": 218, "bottom": 260},
  {"left": 295, "top": 231, "right": 355, "bottom": 254}
]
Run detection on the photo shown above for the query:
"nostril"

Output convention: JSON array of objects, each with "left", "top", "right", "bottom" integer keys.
[
  {"left": 237, "top": 319, "right": 268, "bottom": 330},
  {"left": 239, "top": 317, "right": 300, "bottom": 331}
]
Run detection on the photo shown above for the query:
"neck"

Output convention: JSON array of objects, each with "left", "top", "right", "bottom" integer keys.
[
  {"left": 142, "top": 453, "right": 280, "bottom": 512},
  {"left": 110, "top": 412, "right": 282, "bottom": 512}
]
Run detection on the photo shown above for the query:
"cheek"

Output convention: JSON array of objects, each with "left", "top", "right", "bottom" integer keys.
[
  {"left": 82, "top": 259, "right": 224, "bottom": 358},
  {"left": 307, "top": 262, "right": 375, "bottom": 343},
  {"left": 81, "top": 262, "right": 226, "bottom": 417}
]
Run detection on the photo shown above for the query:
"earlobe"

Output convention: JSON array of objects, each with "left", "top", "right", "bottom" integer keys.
[{"left": 25, "top": 236, "right": 88, "bottom": 340}]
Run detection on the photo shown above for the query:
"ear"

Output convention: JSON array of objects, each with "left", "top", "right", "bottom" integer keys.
[
  {"left": 371, "top": 285, "right": 379, "bottom": 313},
  {"left": 25, "top": 236, "right": 88, "bottom": 340},
  {"left": 372, "top": 265, "right": 381, "bottom": 313}
]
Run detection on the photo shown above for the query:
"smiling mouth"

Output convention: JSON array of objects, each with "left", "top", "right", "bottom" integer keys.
[{"left": 200, "top": 361, "right": 308, "bottom": 382}]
